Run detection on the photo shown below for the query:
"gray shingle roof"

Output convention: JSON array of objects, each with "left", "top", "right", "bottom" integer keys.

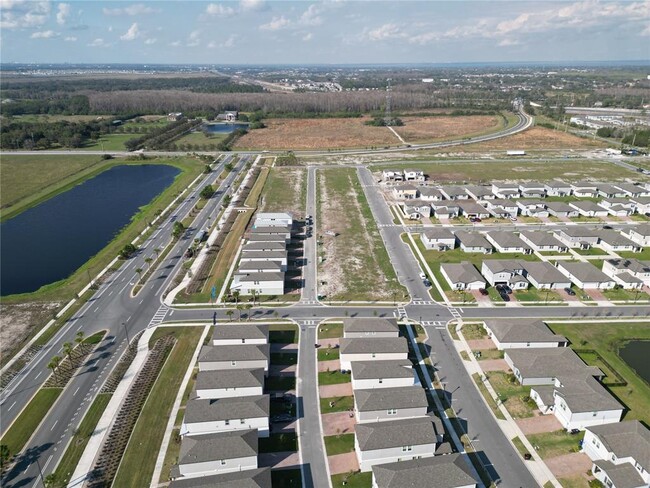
[
  {"left": 481, "top": 259, "right": 524, "bottom": 274},
  {"left": 506, "top": 348, "right": 601, "bottom": 380},
  {"left": 519, "top": 231, "right": 566, "bottom": 248},
  {"left": 240, "top": 250, "right": 287, "bottom": 259},
  {"left": 237, "top": 261, "right": 284, "bottom": 272},
  {"left": 440, "top": 262, "right": 484, "bottom": 285},
  {"left": 351, "top": 360, "right": 414, "bottom": 380},
  {"left": 242, "top": 242, "right": 286, "bottom": 252},
  {"left": 199, "top": 344, "right": 269, "bottom": 362},
  {"left": 237, "top": 272, "right": 285, "bottom": 283},
  {"left": 557, "top": 227, "right": 601, "bottom": 238},
  {"left": 484, "top": 319, "right": 566, "bottom": 344},
  {"left": 356, "top": 416, "right": 441, "bottom": 451},
  {"left": 523, "top": 261, "right": 571, "bottom": 284},
  {"left": 592, "top": 461, "right": 645, "bottom": 488},
  {"left": 464, "top": 185, "right": 493, "bottom": 198},
  {"left": 169, "top": 467, "right": 272, "bottom": 488},
  {"left": 354, "top": 386, "right": 428, "bottom": 412},
  {"left": 587, "top": 421, "right": 650, "bottom": 471},
  {"left": 455, "top": 231, "right": 492, "bottom": 249},
  {"left": 184, "top": 395, "right": 269, "bottom": 423},
  {"left": 213, "top": 324, "right": 267, "bottom": 341},
  {"left": 339, "top": 337, "right": 408, "bottom": 355},
  {"left": 629, "top": 223, "right": 650, "bottom": 236},
  {"left": 597, "top": 230, "right": 638, "bottom": 247},
  {"left": 344, "top": 318, "right": 399, "bottom": 334},
  {"left": 195, "top": 369, "right": 265, "bottom": 390},
  {"left": 486, "top": 231, "right": 530, "bottom": 249},
  {"left": 251, "top": 225, "right": 291, "bottom": 234},
  {"left": 545, "top": 201, "right": 576, "bottom": 213},
  {"left": 372, "top": 453, "right": 477, "bottom": 488},
  {"left": 557, "top": 261, "right": 613, "bottom": 283},
  {"left": 569, "top": 201, "right": 608, "bottom": 212},
  {"left": 178, "top": 430, "right": 258, "bottom": 465},
  {"left": 422, "top": 228, "right": 455, "bottom": 240}
]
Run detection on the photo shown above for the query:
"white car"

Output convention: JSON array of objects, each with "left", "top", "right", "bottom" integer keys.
[{"left": 419, "top": 272, "right": 427, "bottom": 280}]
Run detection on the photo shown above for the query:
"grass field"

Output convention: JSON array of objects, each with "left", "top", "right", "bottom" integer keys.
[
  {"left": 112, "top": 326, "right": 204, "bottom": 487},
  {"left": 527, "top": 429, "right": 583, "bottom": 459},
  {"left": 272, "top": 469, "right": 303, "bottom": 487},
  {"left": 394, "top": 115, "right": 502, "bottom": 143},
  {"left": 173, "top": 130, "right": 227, "bottom": 147},
  {"left": 486, "top": 371, "right": 535, "bottom": 419},
  {"left": 259, "top": 166, "right": 307, "bottom": 217},
  {"left": 324, "top": 433, "right": 355, "bottom": 455},
  {"left": 318, "top": 323, "right": 343, "bottom": 339},
  {"left": 548, "top": 322, "right": 650, "bottom": 425},
  {"left": 371, "top": 159, "right": 637, "bottom": 185},
  {"left": 317, "top": 168, "right": 406, "bottom": 301},
  {"left": 318, "top": 371, "right": 351, "bottom": 385},
  {"left": 81, "top": 133, "right": 136, "bottom": 151},
  {"left": 331, "top": 472, "right": 372, "bottom": 488},
  {"left": 320, "top": 396, "right": 354, "bottom": 414}
]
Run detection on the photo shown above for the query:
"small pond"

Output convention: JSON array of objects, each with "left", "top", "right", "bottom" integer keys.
[
  {"left": 204, "top": 123, "right": 249, "bottom": 134},
  {"left": 618, "top": 340, "right": 650, "bottom": 384}
]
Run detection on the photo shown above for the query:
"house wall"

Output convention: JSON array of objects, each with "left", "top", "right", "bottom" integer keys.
[
  {"left": 199, "top": 359, "right": 268, "bottom": 372},
  {"left": 421, "top": 236, "right": 456, "bottom": 250},
  {"left": 178, "top": 455, "right": 258, "bottom": 478},
  {"left": 554, "top": 397, "right": 623, "bottom": 431},
  {"left": 598, "top": 242, "right": 638, "bottom": 253},
  {"left": 195, "top": 385, "right": 263, "bottom": 399},
  {"left": 526, "top": 275, "right": 571, "bottom": 290},
  {"left": 238, "top": 281, "right": 284, "bottom": 296},
  {"left": 356, "top": 406, "right": 428, "bottom": 424},
  {"left": 627, "top": 231, "right": 650, "bottom": 246},
  {"left": 344, "top": 331, "right": 400, "bottom": 339},
  {"left": 351, "top": 374, "right": 418, "bottom": 391},
  {"left": 181, "top": 417, "right": 269, "bottom": 438},
  {"left": 213, "top": 338, "right": 267, "bottom": 346},
  {"left": 340, "top": 352, "right": 408, "bottom": 370},
  {"left": 356, "top": 441, "right": 436, "bottom": 472}
]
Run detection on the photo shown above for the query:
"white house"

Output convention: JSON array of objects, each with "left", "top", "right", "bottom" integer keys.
[
  {"left": 630, "top": 197, "right": 650, "bottom": 215},
  {"left": 440, "top": 186, "right": 470, "bottom": 200},
  {"left": 417, "top": 187, "right": 444, "bottom": 201},
  {"left": 371, "top": 454, "right": 478, "bottom": 488},
  {"left": 583, "top": 421, "right": 650, "bottom": 488},
  {"left": 602, "top": 258, "right": 650, "bottom": 285},
  {"left": 198, "top": 344, "right": 269, "bottom": 373},
  {"left": 505, "top": 348, "right": 602, "bottom": 386},
  {"left": 194, "top": 369, "right": 265, "bottom": 399},
  {"left": 519, "top": 231, "right": 569, "bottom": 253},
  {"left": 439, "top": 262, "right": 486, "bottom": 290},
  {"left": 517, "top": 200, "right": 550, "bottom": 218},
  {"left": 403, "top": 169, "right": 426, "bottom": 181},
  {"left": 571, "top": 182, "right": 599, "bottom": 198},
  {"left": 457, "top": 201, "right": 490, "bottom": 219},
  {"left": 242, "top": 241, "right": 286, "bottom": 253},
  {"left": 343, "top": 318, "right": 400, "bottom": 339},
  {"left": 480, "top": 260, "right": 528, "bottom": 289},
  {"left": 491, "top": 183, "right": 520, "bottom": 199},
  {"left": 545, "top": 180, "right": 572, "bottom": 197},
  {"left": 421, "top": 229, "right": 456, "bottom": 250},
  {"left": 483, "top": 319, "right": 568, "bottom": 350},
  {"left": 596, "top": 230, "right": 642, "bottom": 253},
  {"left": 569, "top": 201, "right": 609, "bottom": 218},
  {"left": 180, "top": 395, "right": 270, "bottom": 437},
  {"left": 597, "top": 183, "right": 627, "bottom": 199},
  {"left": 253, "top": 212, "right": 293, "bottom": 228},
  {"left": 402, "top": 200, "right": 432, "bottom": 220},
  {"left": 351, "top": 360, "right": 419, "bottom": 390},
  {"left": 237, "top": 260, "right": 285, "bottom": 275},
  {"left": 212, "top": 324, "right": 268, "bottom": 346},
  {"left": 247, "top": 233, "right": 288, "bottom": 244},
  {"left": 393, "top": 184, "right": 419, "bottom": 200},
  {"left": 173, "top": 430, "right": 258, "bottom": 479},
  {"left": 169, "top": 468, "right": 271, "bottom": 488},
  {"left": 251, "top": 225, "right": 292, "bottom": 241},
  {"left": 231, "top": 272, "right": 285, "bottom": 296},
  {"left": 431, "top": 202, "right": 460, "bottom": 219},
  {"left": 623, "top": 224, "right": 650, "bottom": 246},
  {"left": 522, "top": 261, "right": 573, "bottom": 290},
  {"left": 545, "top": 202, "right": 579, "bottom": 218},
  {"left": 339, "top": 337, "right": 408, "bottom": 370},
  {"left": 455, "top": 231, "right": 493, "bottom": 254},
  {"left": 485, "top": 231, "right": 532, "bottom": 254},
  {"left": 486, "top": 199, "right": 519, "bottom": 218},
  {"left": 599, "top": 198, "right": 636, "bottom": 217},
  {"left": 519, "top": 182, "right": 546, "bottom": 198},
  {"left": 554, "top": 228, "right": 601, "bottom": 249},
  {"left": 556, "top": 262, "right": 616, "bottom": 289},
  {"left": 239, "top": 251, "right": 288, "bottom": 269},
  {"left": 355, "top": 417, "right": 443, "bottom": 471},
  {"left": 354, "top": 386, "right": 429, "bottom": 423},
  {"left": 382, "top": 169, "right": 404, "bottom": 181},
  {"left": 614, "top": 183, "right": 650, "bottom": 197}
]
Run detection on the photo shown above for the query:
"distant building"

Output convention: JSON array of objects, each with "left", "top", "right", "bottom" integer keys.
[
  {"left": 216, "top": 111, "right": 238, "bottom": 122},
  {"left": 168, "top": 112, "right": 183, "bottom": 121}
]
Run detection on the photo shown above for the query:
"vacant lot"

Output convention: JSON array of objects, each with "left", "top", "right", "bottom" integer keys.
[
  {"left": 394, "top": 115, "right": 501, "bottom": 143},
  {"left": 234, "top": 118, "right": 399, "bottom": 150},
  {"left": 318, "top": 168, "right": 405, "bottom": 301},
  {"left": 372, "top": 159, "right": 638, "bottom": 184},
  {"left": 260, "top": 166, "right": 307, "bottom": 216},
  {"left": 173, "top": 129, "right": 227, "bottom": 147}
]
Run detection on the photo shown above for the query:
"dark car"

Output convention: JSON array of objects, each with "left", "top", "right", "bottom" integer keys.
[
  {"left": 500, "top": 292, "right": 510, "bottom": 302},
  {"left": 564, "top": 287, "right": 576, "bottom": 296},
  {"left": 503, "top": 285, "right": 513, "bottom": 294},
  {"left": 496, "top": 284, "right": 505, "bottom": 292},
  {"left": 479, "top": 288, "right": 489, "bottom": 296},
  {"left": 423, "top": 279, "right": 431, "bottom": 287}
]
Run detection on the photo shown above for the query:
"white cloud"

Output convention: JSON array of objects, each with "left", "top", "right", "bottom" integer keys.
[
  {"left": 120, "top": 22, "right": 140, "bottom": 41},
  {"left": 240, "top": 0, "right": 266, "bottom": 12},
  {"left": 56, "top": 3, "right": 70, "bottom": 25},
  {"left": 88, "top": 38, "right": 109, "bottom": 47},
  {"left": 186, "top": 29, "right": 201, "bottom": 47},
  {"left": 144, "top": 37, "right": 157, "bottom": 45},
  {"left": 642, "top": 23, "right": 650, "bottom": 36},
  {"left": 205, "top": 3, "right": 235, "bottom": 17},
  {"left": 169, "top": 40, "right": 181, "bottom": 47},
  {"left": 260, "top": 15, "right": 290, "bottom": 31},
  {"left": 364, "top": 23, "right": 404, "bottom": 41},
  {"left": 1, "top": 0, "right": 50, "bottom": 30},
  {"left": 222, "top": 34, "right": 236, "bottom": 47},
  {"left": 31, "top": 30, "right": 58, "bottom": 39},
  {"left": 108, "top": 25, "right": 113, "bottom": 32},
  {"left": 302, "top": 32, "right": 313, "bottom": 41},
  {"left": 299, "top": 5, "right": 322, "bottom": 26},
  {"left": 498, "top": 38, "right": 520, "bottom": 47},
  {"left": 103, "top": 3, "right": 158, "bottom": 17},
  {"left": 64, "top": 36, "right": 76, "bottom": 41}
]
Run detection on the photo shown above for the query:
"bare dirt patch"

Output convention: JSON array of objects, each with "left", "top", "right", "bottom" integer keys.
[
  {"left": 260, "top": 166, "right": 306, "bottom": 217},
  {"left": 394, "top": 115, "right": 501, "bottom": 143},
  {"left": 234, "top": 118, "right": 399, "bottom": 150},
  {"left": 0, "top": 302, "right": 61, "bottom": 361}
]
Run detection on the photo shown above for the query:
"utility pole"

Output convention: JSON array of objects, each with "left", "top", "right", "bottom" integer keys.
[{"left": 384, "top": 78, "right": 393, "bottom": 126}]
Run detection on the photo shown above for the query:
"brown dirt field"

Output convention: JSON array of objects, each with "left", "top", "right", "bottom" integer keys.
[
  {"left": 394, "top": 116, "right": 501, "bottom": 143},
  {"left": 234, "top": 118, "right": 399, "bottom": 150},
  {"left": 0, "top": 302, "right": 61, "bottom": 361}
]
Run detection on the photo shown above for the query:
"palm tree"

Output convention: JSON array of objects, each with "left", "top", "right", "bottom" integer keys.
[
  {"left": 236, "top": 304, "right": 243, "bottom": 321},
  {"left": 232, "top": 290, "right": 240, "bottom": 305},
  {"left": 62, "top": 342, "right": 74, "bottom": 366},
  {"left": 244, "top": 304, "right": 253, "bottom": 321},
  {"left": 75, "top": 331, "right": 85, "bottom": 347},
  {"left": 135, "top": 267, "right": 143, "bottom": 284},
  {"left": 226, "top": 310, "right": 234, "bottom": 321},
  {"left": 47, "top": 360, "right": 59, "bottom": 383},
  {"left": 153, "top": 247, "right": 161, "bottom": 259},
  {"left": 144, "top": 257, "right": 153, "bottom": 270}
]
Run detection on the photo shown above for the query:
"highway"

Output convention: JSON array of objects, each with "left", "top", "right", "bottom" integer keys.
[{"left": 0, "top": 154, "right": 250, "bottom": 488}]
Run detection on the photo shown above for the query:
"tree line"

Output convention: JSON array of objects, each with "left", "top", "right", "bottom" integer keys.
[{"left": 0, "top": 118, "right": 115, "bottom": 150}]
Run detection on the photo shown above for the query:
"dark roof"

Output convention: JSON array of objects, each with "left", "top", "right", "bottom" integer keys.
[
  {"left": 483, "top": 319, "right": 566, "bottom": 344},
  {"left": 169, "top": 468, "right": 272, "bottom": 488},
  {"left": 184, "top": 395, "right": 269, "bottom": 423},
  {"left": 372, "top": 453, "right": 477, "bottom": 488},
  {"left": 351, "top": 360, "right": 414, "bottom": 380},
  {"left": 356, "top": 417, "right": 442, "bottom": 451},
  {"left": 587, "top": 421, "right": 650, "bottom": 470},
  {"left": 178, "top": 430, "right": 258, "bottom": 465},
  {"left": 199, "top": 344, "right": 269, "bottom": 362},
  {"left": 344, "top": 318, "right": 399, "bottom": 334},
  {"left": 212, "top": 324, "right": 267, "bottom": 341},
  {"left": 593, "top": 460, "right": 646, "bottom": 488},
  {"left": 339, "top": 337, "right": 408, "bottom": 355},
  {"left": 195, "top": 369, "right": 265, "bottom": 390},
  {"left": 354, "top": 386, "right": 428, "bottom": 412}
]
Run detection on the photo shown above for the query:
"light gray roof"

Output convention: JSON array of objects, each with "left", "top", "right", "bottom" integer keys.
[
  {"left": 251, "top": 225, "right": 291, "bottom": 234},
  {"left": 195, "top": 369, "right": 265, "bottom": 390},
  {"left": 486, "top": 231, "right": 530, "bottom": 249},
  {"left": 395, "top": 184, "right": 418, "bottom": 191},
  {"left": 372, "top": 453, "right": 477, "bottom": 488},
  {"left": 629, "top": 223, "right": 650, "bottom": 236},
  {"left": 237, "top": 260, "right": 284, "bottom": 272},
  {"left": 354, "top": 386, "right": 428, "bottom": 412},
  {"left": 481, "top": 259, "right": 525, "bottom": 274},
  {"left": 441, "top": 186, "right": 468, "bottom": 198},
  {"left": 553, "top": 374, "right": 623, "bottom": 413},
  {"left": 569, "top": 201, "right": 608, "bottom": 212},
  {"left": 423, "top": 228, "right": 455, "bottom": 240},
  {"left": 597, "top": 183, "right": 625, "bottom": 195},
  {"left": 606, "top": 258, "right": 650, "bottom": 274},
  {"left": 505, "top": 348, "right": 601, "bottom": 380},
  {"left": 237, "top": 272, "right": 285, "bottom": 283},
  {"left": 545, "top": 201, "right": 576, "bottom": 213},
  {"left": 344, "top": 318, "right": 399, "bottom": 334},
  {"left": 556, "top": 227, "right": 601, "bottom": 238},
  {"left": 614, "top": 183, "right": 645, "bottom": 194},
  {"left": 247, "top": 234, "right": 287, "bottom": 242},
  {"left": 178, "top": 430, "right": 258, "bottom": 465},
  {"left": 355, "top": 416, "right": 442, "bottom": 451},
  {"left": 490, "top": 198, "right": 518, "bottom": 207},
  {"left": 615, "top": 271, "right": 643, "bottom": 284},
  {"left": 417, "top": 187, "right": 443, "bottom": 199},
  {"left": 519, "top": 181, "right": 545, "bottom": 190},
  {"left": 184, "top": 395, "right": 269, "bottom": 423},
  {"left": 592, "top": 460, "right": 646, "bottom": 488},
  {"left": 483, "top": 319, "right": 566, "bottom": 344},
  {"left": 440, "top": 262, "right": 484, "bottom": 285},
  {"left": 465, "top": 185, "right": 493, "bottom": 197},
  {"left": 457, "top": 201, "right": 487, "bottom": 214},
  {"left": 545, "top": 179, "right": 571, "bottom": 189},
  {"left": 351, "top": 360, "right": 414, "bottom": 380},
  {"left": 557, "top": 261, "right": 613, "bottom": 283},
  {"left": 454, "top": 231, "right": 492, "bottom": 249},
  {"left": 519, "top": 231, "right": 567, "bottom": 248},
  {"left": 597, "top": 230, "right": 639, "bottom": 247},
  {"left": 572, "top": 181, "right": 598, "bottom": 189},
  {"left": 240, "top": 250, "right": 287, "bottom": 259},
  {"left": 169, "top": 468, "right": 272, "bottom": 488},
  {"left": 587, "top": 421, "right": 650, "bottom": 470},
  {"left": 339, "top": 337, "right": 408, "bottom": 355},
  {"left": 523, "top": 261, "right": 571, "bottom": 284},
  {"left": 242, "top": 242, "right": 286, "bottom": 252},
  {"left": 213, "top": 324, "right": 267, "bottom": 341},
  {"left": 199, "top": 344, "right": 269, "bottom": 362}
]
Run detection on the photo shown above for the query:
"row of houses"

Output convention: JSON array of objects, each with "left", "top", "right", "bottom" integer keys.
[
  {"left": 231, "top": 212, "right": 293, "bottom": 296},
  {"left": 380, "top": 168, "right": 426, "bottom": 182},
  {"left": 170, "top": 325, "right": 271, "bottom": 485},
  {"left": 337, "top": 318, "right": 479, "bottom": 487},
  {"left": 480, "top": 319, "right": 650, "bottom": 488}
]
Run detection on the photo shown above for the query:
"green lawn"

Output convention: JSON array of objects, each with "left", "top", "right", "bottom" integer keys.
[
  {"left": 318, "top": 347, "right": 340, "bottom": 361},
  {"left": 486, "top": 371, "right": 536, "bottom": 419},
  {"left": 318, "top": 371, "right": 351, "bottom": 385},
  {"left": 331, "top": 472, "right": 372, "bottom": 488},
  {"left": 548, "top": 322, "right": 650, "bottom": 425},
  {"left": 573, "top": 247, "right": 608, "bottom": 256},
  {"left": 514, "top": 288, "right": 563, "bottom": 303},
  {"left": 271, "top": 352, "right": 298, "bottom": 365},
  {"left": 527, "top": 430, "right": 584, "bottom": 459},
  {"left": 259, "top": 166, "right": 307, "bottom": 217},
  {"left": 620, "top": 247, "right": 650, "bottom": 260},
  {"left": 318, "top": 323, "right": 343, "bottom": 339},
  {"left": 271, "top": 469, "right": 303, "bottom": 488},
  {"left": 324, "top": 434, "right": 355, "bottom": 455},
  {"left": 320, "top": 396, "right": 354, "bottom": 414},
  {"left": 471, "top": 373, "right": 506, "bottom": 420},
  {"left": 259, "top": 432, "right": 298, "bottom": 453},
  {"left": 462, "top": 323, "right": 487, "bottom": 340},
  {"left": 112, "top": 327, "right": 204, "bottom": 487},
  {"left": 266, "top": 376, "right": 297, "bottom": 391},
  {"left": 602, "top": 287, "right": 646, "bottom": 302},
  {"left": 511, "top": 436, "right": 531, "bottom": 458},
  {"left": 0, "top": 388, "right": 62, "bottom": 458},
  {"left": 173, "top": 130, "right": 227, "bottom": 147},
  {"left": 82, "top": 133, "right": 135, "bottom": 151}
]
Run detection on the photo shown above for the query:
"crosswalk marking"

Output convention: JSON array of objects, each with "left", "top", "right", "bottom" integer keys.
[
  {"left": 420, "top": 320, "right": 444, "bottom": 327},
  {"left": 147, "top": 304, "right": 169, "bottom": 328},
  {"left": 396, "top": 306, "right": 408, "bottom": 319},
  {"left": 448, "top": 307, "right": 462, "bottom": 319},
  {"left": 412, "top": 300, "right": 434, "bottom": 305}
]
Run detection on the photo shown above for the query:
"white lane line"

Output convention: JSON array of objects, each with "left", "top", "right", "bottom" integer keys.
[
  {"left": 7, "top": 401, "right": 17, "bottom": 411},
  {"left": 93, "top": 307, "right": 99, "bottom": 313},
  {"left": 119, "top": 281, "right": 130, "bottom": 294},
  {"left": 108, "top": 290, "right": 114, "bottom": 296},
  {"left": 126, "top": 315, "right": 132, "bottom": 322},
  {"left": 35, "top": 371, "right": 43, "bottom": 380},
  {"left": 51, "top": 420, "right": 58, "bottom": 431},
  {"left": 42, "top": 454, "right": 54, "bottom": 471},
  {"left": 73, "top": 387, "right": 80, "bottom": 396}
]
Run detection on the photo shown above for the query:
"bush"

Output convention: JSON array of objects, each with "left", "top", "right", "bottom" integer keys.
[{"left": 119, "top": 243, "right": 137, "bottom": 259}]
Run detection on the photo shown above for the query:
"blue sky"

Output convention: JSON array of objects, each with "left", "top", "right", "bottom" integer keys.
[{"left": 1, "top": 0, "right": 649, "bottom": 64}]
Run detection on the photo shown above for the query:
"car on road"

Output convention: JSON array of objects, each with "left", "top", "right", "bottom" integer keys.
[
  {"left": 469, "top": 217, "right": 481, "bottom": 223},
  {"left": 509, "top": 216, "right": 518, "bottom": 222},
  {"left": 564, "top": 287, "right": 576, "bottom": 296},
  {"left": 423, "top": 279, "right": 431, "bottom": 287},
  {"left": 479, "top": 288, "right": 489, "bottom": 296},
  {"left": 419, "top": 272, "right": 427, "bottom": 280}
]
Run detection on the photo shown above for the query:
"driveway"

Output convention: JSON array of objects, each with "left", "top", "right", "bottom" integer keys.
[
  {"left": 516, "top": 415, "right": 563, "bottom": 435},
  {"left": 318, "top": 359, "right": 340, "bottom": 372},
  {"left": 545, "top": 452, "right": 593, "bottom": 479},
  {"left": 479, "top": 359, "right": 510, "bottom": 372},
  {"left": 584, "top": 289, "right": 611, "bottom": 302},
  {"left": 319, "top": 382, "right": 353, "bottom": 398},
  {"left": 328, "top": 452, "right": 359, "bottom": 475},
  {"left": 470, "top": 289, "right": 492, "bottom": 305},
  {"left": 322, "top": 412, "right": 356, "bottom": 436},
  {"left": 466, "top": 338, "right": 496, "bottom": 350},
  {"left": 319, "top": 338, "right": 340, "bottom": 348},
  {"left": 558, "top": 288, "right": 581, "bottom": 303}
]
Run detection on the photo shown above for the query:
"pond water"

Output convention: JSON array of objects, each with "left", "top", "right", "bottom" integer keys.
[
  {"left": 618, "top": 340, "right": 650, "bottom": 384},
  {"left": 204, "top": 122, "right": 249, "bottom": 134},
  {"left": 0, "top": 164, "right": 179, "bottom": 296}
]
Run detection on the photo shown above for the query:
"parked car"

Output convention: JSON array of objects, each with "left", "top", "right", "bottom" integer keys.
[
  {"left": 510, "top": 216, "right": 518, "bottom": 222},
  {"left": 500, "top": 292, "right": 510, "bottom": 302},
  {"left": 423, "top": 279, "right": 431, "bottom": 287},
  {"left": 495, "top": 284, "right": 505, "bottom": 292},
  {"left": 470, "top": 217, "right": 482, "bottom": 223},
  {"left": 503, "top": 285, "right": 513, "bottom": 294},
  {"left": 564, "top": 287, "right": 576, "bottom": 296},
  {"left": 419, "top": 272, "right": 427, "bottom": 280},
  {"left": 479, "top": 288, "right": 489, "bottom": 296}
]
